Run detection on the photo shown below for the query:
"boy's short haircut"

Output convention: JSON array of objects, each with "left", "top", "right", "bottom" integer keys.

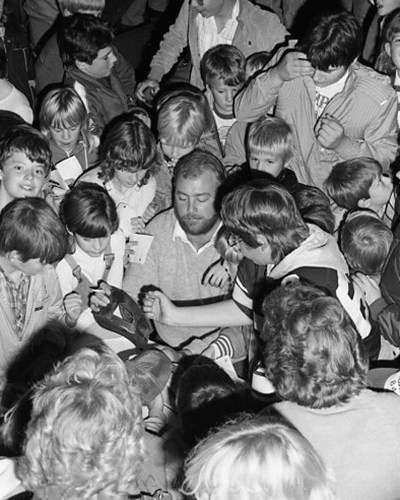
[
  {"left": 341, "top": 211, "right": 393, "bottom": 274},
  {"left": 157, "top": 95, "right": 207, "bottom": 148},
  {"left": 247, "top": 115, "right": 294, "bottom": 165},
  {"left": 58, "top": 0, "right": 105, "bottom": 15},
  {"left": 0, "top": 198, "right": 69, "bottom": 263},
  {"left": 324, "top": 157, "right": 382, "bottom": 210},
  {"left": 58, "top": 13, "right": 114, "bottom": 68},
  {"left": 200, "top": 44, "right": 245, "bottom": 87},
  {"left": 0, "top": 125, "right": 52, "bottom": 175},
  {"left": 292, "top": 185, "right": 335, "bottom": 235},
  {"left": 174, "top": 149, "right": 226, "bottom": 186},
  {"left": 245, "top": 51, "right": 271, "bottom": 80},
  {"left": 60, "top": 182, "right": 119, "bottom": 238},
  {"left": 221, "top": 181, "right": 309, "bottom": 263},
  {"left": 296, "top": 12, "right": 362, "bottom": 71}
]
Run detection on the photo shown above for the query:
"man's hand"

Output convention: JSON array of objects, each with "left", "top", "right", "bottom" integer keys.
[
  {"left": 272, "top": 51, "right": 314, "bottom": 84},
  {"left": 315, "top": 114, "right": 345, "bottom": 150},
  {"left": 136, "top": 79, "right": 160, "bottom": 102},
  {"left": 142, "top": 290, "right": 177, "bottom": 325},
  {"left": 352, "top": 273, "right": 382, "bottom": 305},
  {"left": 64, "top": 291, "right": 83, "bottom": 326}
]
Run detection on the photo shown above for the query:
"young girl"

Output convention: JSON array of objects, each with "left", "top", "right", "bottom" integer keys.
[
  {"left": 39, "top": 86, "right": 98, "bottom": 187},
  {"left": 375, "top": 8, "right": 400, "bottom": 127},
  {"left": 56, "top": 182, "right": 128, "bottom": 350},
  {"left": 78, "top": 113, "right": 164, "bottom": 239}
]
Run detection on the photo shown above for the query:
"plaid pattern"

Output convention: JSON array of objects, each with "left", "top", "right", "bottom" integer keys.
[{"left": 0, "top": 264, "right": 30, "bottom": 340}]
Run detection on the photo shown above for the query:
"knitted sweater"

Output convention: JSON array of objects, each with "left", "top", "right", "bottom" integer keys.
[{"left": 123, "top": 209, "right": 229, "bottom": 347}]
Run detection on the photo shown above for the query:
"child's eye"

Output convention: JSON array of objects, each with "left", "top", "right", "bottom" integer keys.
[
  {"left": 14, "top": 165, "right": 24, "bottom": 171},
  {"left": 35, "top": 169, "right": 45, "bottom": 176}
]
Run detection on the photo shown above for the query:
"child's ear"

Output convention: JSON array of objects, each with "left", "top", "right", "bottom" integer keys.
[
  {"left": 385, "top": 42, "right": 392, "bottom": 59},
  {"left": 76, "top": 60, "right": 89, "bottom": 73},
  {"left": 8, "top": 250, "right": 22, "bottom": 264},
  {"left": 357, "top": 198, "right": 371, "bottom": 209},
  {"left": 255, "top": 235, "right": 269, "bottom": 248}
]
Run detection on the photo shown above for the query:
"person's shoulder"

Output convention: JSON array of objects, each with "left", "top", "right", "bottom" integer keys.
[{"left": 352, "top": 63, "right": 396, "bottom": 104}]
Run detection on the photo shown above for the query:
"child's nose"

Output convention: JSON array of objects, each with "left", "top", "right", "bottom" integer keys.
[{"left": 62, "top": 129, "right": 71, "bottom": 140}]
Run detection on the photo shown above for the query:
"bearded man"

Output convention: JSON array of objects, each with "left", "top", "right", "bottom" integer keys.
[{"left": 123, "top": 149, "right": 229, "bottom": 351}]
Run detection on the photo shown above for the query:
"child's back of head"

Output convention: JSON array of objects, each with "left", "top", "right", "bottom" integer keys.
[
  {"left": 0, "top": 197, "right": 69, "bottom": 264},
  {"left": 60, "top": 182, "right": 119, "bottom": 239},
  {"left": 245, "top": 51, "right": 271, "bottom": 81},
  {"left": 325, "top": 157, "right": 386, "bottom": 211},
  {"left": 340, "top": 210, "right": 393, "bottom": 275},
  {"left": 292, "top": 184, "right": 335, "bottom": 234}
]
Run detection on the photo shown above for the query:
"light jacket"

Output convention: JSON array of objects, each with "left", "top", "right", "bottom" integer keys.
[{"left": 148, "top": 0, "right": 288, "bottom": 88}]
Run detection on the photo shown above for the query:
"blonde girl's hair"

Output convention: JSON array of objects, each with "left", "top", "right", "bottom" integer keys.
[
  {"left": 39, "top": 86, "right": 97, "bottom": 153},
  {"left": 183, "top": 416, "right": 337, "bottom": 500},
  {"left": 157, "top": 94, "right": 206, "bottom": 148}
]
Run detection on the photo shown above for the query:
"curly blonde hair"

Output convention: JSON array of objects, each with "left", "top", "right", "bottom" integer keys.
[{"left": 18, "top": 347, "right": 144, "bottom": 500}]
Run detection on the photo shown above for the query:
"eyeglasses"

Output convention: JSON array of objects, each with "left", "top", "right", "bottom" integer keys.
[{"left": 227, "top": 233, "right": 242, "bottom": 247}]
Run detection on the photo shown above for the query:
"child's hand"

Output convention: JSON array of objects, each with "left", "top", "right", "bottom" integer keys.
[
  {"left": 352, "top": 273, "right": 382, "bottom": 305},
  {"left": 142, "top": 290, "right": 176, "bottom": 325},
  {"left": 142, "top": 203, "right": 159, "bottom": 223},
  {"left": 64, "top": 291, "right": 83, "bottom": 326},
  {"left": 315, "top": 114, "right": 345, "bottom": 150},
  {"left": 274, "top": 50, "right": 314, "bottom": 83},
  {"left": 202, "top": 260, "right": 230, "bottom": 288},
  {"left": 89, "top": 282, "right": 111, "bottom": 312},
  {"left": 130, "top": 216, "right": 146, "bottom": 234}
]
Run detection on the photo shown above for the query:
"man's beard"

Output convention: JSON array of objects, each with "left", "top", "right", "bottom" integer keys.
[{"left": 176, "top": 210, "right": 220, "bottom": 236}]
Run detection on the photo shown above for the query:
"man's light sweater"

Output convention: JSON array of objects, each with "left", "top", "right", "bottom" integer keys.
[{"left": 123, "top": 208, "right": 230, "bottom": 348}]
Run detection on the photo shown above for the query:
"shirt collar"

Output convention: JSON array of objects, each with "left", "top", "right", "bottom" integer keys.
[{"left": 172, "top": 218, "right": 222, "bottom": 254}]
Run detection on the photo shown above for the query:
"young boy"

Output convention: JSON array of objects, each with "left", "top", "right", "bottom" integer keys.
[
  {"left": 325, "top": 157, "right": 394, "bottom": 228},
  {"left": 201, "top": 44, "right": 246, "bottom": 151},
  {"left": 58, "top": 13, "right": 133, "bottom": 134},
  {"left": 0, "top": 198, "right": 76, "bottom": 385},
  {"left": 341, "top": 210, "right": 400, "bottom": 357},
  {"left": 0, "top": 125, "right": 52, "bottom": 212},
  {"left": 35, "top": 0, "right": 136, "bottom": 97},
  {"left": 235, "top": 12, "right": 398, "bottom": 189}
]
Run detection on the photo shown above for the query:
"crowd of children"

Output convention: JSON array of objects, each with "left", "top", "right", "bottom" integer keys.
[{"left": 2, "top": 0, "right": 400, "bottom": 499}]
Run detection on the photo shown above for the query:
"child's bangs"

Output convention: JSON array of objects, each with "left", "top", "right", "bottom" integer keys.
[
  {"left": 77, "top": 216, "right": 113, "bottom": 239},
  {"left": 52, "top": 107, "right": 85, "bottom": 130}
]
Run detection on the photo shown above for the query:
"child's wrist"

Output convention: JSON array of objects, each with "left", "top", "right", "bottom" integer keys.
[{"left": 64, "top": 313, "right": 77, "bottom": 328}]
